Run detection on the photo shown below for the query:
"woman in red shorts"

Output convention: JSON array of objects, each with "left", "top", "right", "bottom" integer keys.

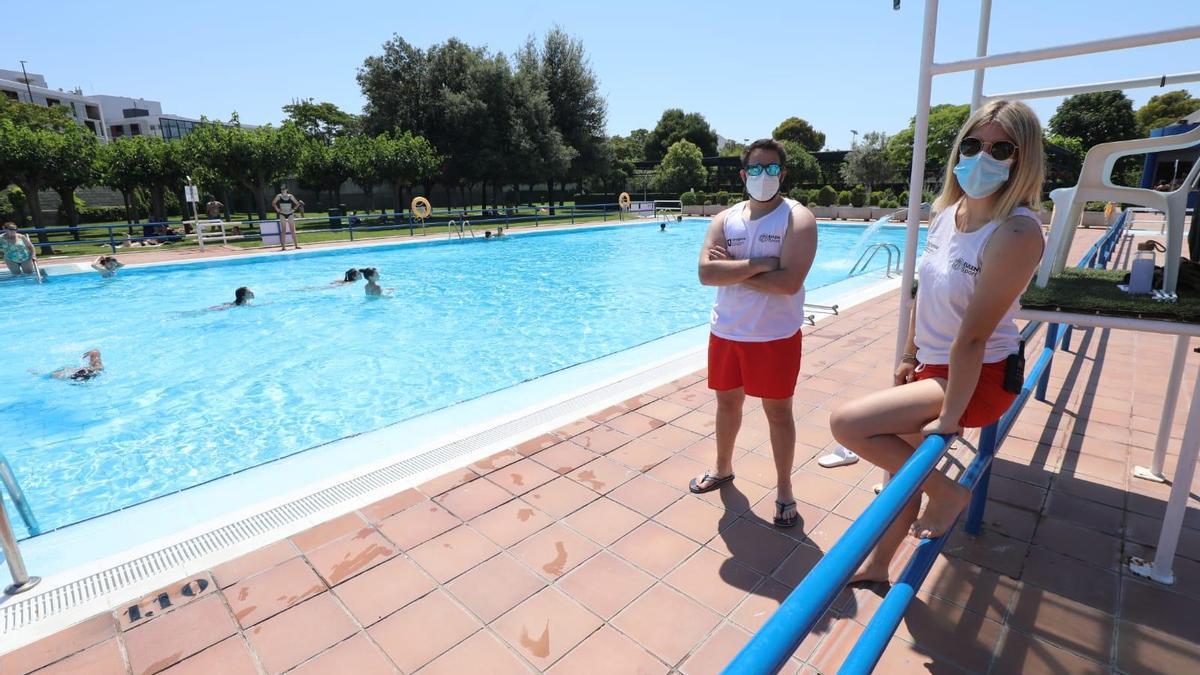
[{"left": 829, "top": 99, "right": 1045, "bottom": 584}]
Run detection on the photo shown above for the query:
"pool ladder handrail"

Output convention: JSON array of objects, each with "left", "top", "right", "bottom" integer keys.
[
  {"left": 446, "top": 219, "right": 475, "bottom": 239},
  {"left": 849, "top": 242, "right": 902, "bottom": 277},
  {"left": 0, "top": 453, "right": 40, "bottom": 595}
]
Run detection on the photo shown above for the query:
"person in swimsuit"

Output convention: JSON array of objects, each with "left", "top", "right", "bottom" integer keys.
[
  {"left": 91, "top": 255, "right": 125, "bottom": 278},
  {"left": 830, "top": 100, "right": 1046, "bottom": 584},
  {"left": 51, "top": 349, "right": 104, "bottom": 382},
  {"left": 2, "top": 222, "right": 37, "bottom": 276},
  {"left": 271, "top": 186, "right": 301, "bottom": 251},
  {"left": 333, "top": 269, "right": 360, "bottom": 285},
  {"left": 360, "top": 268, "right": 389, "bottom": 297},
  {"left": 205, "top": 198, "right": 224, "bottom": 220},
  {"left": 209, "top": 287, "right": 255, "bottom": 310}
]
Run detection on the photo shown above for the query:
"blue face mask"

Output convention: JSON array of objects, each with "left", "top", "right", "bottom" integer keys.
[{"left": 953, "top": 152, "right": 1012, "bottom": 199}]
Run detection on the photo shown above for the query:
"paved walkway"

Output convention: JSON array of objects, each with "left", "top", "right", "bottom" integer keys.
[{"left": 4, "top": 231, "right": 1199, "bottom": 674}]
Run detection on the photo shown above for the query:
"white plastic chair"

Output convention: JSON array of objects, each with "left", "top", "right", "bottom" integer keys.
[{"left": 1036, "top": 125, "right": 1200, "bottom": 294}]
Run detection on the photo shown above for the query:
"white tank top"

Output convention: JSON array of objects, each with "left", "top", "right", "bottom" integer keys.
[
  {"left": 914, "top": 201, "right": 1040, "bottom": 364},
  {"left": 709, "top": 199, "right": 807, "bottom": 342}
]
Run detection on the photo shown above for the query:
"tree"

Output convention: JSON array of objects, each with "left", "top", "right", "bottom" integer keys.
[
  {"left": 297, "top": 140, "right": 351, "bottom": 206},
  {"left": 0, "top": 97, "right": 76, "bottom": 131},
  {"left": 511, "top": 39, "right": 575, "bottom": 202},
  {"left": 772, "top": 117, "right": 825, "bottom": 152},
  {"left": 541, "top": 27, "right": 608, "bottom": 203},
  {"left": 194, "top": 122, "right": 305, "bottom": 219},
  {"left": 645, "top": 109, "right": 718, "bottom": 162},
  {"left": 375, "top": 131, "right": 440, "bottom": 213},
  {"left": 655, "top": 140, "right": 705, "bottom": 194},
  {"left": 840, "top": 131, "right": 897, "bottom": 203},
  {"left": 0, "top": 119, "right": 59, "bottom": 252},
  {"left": 1136, "top": 90, "right": 1200, "bottom": 135},
  {"left": 339, "top": 133, "right": 385, "bottom": 212},
  {"left": 47, "top": 126, "right": 100, "bottom": 239},
  {"left": 1049, "top": 91, "right": 1140, "bottom": 150},
  {"left": 1044, "top": 132, "right": 1086, "bottom": 187},
  {"left": 719, "top": 139, "right": 746, "bottom": 157},
  {"left": 283, "top": 99, "right": 360, "bottom": 144},
  {"left": 144, "top": 138, "right": 188, "bottom": 223},
  {"left": 777, "top": 140, "right": 821, "bottom": 190},
  {"left": 98, "top": 136, "right": 154, "bottom": 226},
  {"left": 358, "top": 35, "right": 431, "bottom": 137},
  {"left": 885, "top": 104, "right": 969, "bottom": 174}
]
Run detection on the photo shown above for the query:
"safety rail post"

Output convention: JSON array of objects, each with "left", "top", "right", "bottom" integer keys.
[
  {"left": 1035, "top": 323, "right": 1059, "bottom": 401},
  {"left": 1062, "top": 325, "right": 1074, "bottom": 352},
  {"left": 107, "top": 225, "right": 117, "bottom": 254},
  {"left": 0, "top": 498, "right": 38, "bottom": 595},
  {"left": 571, "top": 204, "right": 575, "bottom": 225},
  {"left": 964, "top": 424, "right": 997, "bottom": 536},
  {"left": 723, "top": 434, "right": 953, "bottom": 674}
]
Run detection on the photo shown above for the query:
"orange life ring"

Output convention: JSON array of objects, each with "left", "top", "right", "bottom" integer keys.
[
  {"left": 618, "top": 192, "right": 632, "bottom": 209},
  {"left": 411, "top": 197, "right": 432, "bottom": 219}
]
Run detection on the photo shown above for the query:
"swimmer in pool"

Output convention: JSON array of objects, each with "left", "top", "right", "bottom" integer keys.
[
  {"left": 660, "top": 222, "right": 667, "bottom": 232},
  {"left": 360, "top": 268, "right": 391, "bottom": 297},
  {"left": 50, "top": 349, "right": 104, "bottom": 382},
  {"left": 91, "top": 255, "right": 124, "bottom": 278},
  {"left": 209, "top": 286, "right": 255, "bottom": 310},
  {"left": 333, "top": 268, "right": 360, "bottom": 285}
]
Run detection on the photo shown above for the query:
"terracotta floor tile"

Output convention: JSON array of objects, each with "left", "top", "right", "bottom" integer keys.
[
  {"left": 493, "top": 587, "right": 603, "bottom": 669},
  {"left": 920, "top": 556, "right": 1018, "bottom": 622},
  {"left": 124, "top": 594, "right": 237, "bottom": 675},
  {"left": 291, "top": 512, "right": 369, "bottom": 553},
  {"left": 871, "top": 636, "right": 963, "bottom": 675},
  {"left": 994, "top": 629, "right": 1107, "bottom": 675},
  {"left": 893, "top": 594, "right": 1003, "bottom": 673},
  {"left": 791, "top": 470, "right": 854, "bottom": 511},
  {"left": 531, "top": 441, "right": 598, "bottom": 475},
  {"left": 706, "top": 518, "right": 799, "bottom": 577},
  {"left": 665, "top": 548, "right": 761, "bottom": 615},
  {"left": 608, "top": 438, "right": 674, "bottom": 473},
  {"left": 418, "top": 630, "right": 533, "bottom": 675},
  {"left": 647, "top": 453, "right": 710, "bottom": 489},
  {"left": 638, "top": 399, "right": 692, "bottom": 424},
  {"left": 472, "top": 448, "right": 524, "bottom": 473},
  {"left": 289, "top": 634, "right": 398, "bottom": 675},
  {"left": 672, "top": 410, "right": 717, "bottom": 437},
  {"left": 487, "top": 457, "right": 560, "bottom": 496},
  {"left": 467, "top": 497, "right": 554, "bottom": 548},
  {"left": 570, "top": 456, "right": 637, "bottom": 494},
  {"left": 943, "top": 528, "right": 1029, "bottom": 579},
  {"left": 418, "top": 467, "right": 480, "bottom": 497},
  {"left": 692, "top": 479, "right": 770, "bottom": 517},
  {"left": 32, "top": 639, "right": 124, "bottom": 675},
  {"left": 985, "top": 474, "right": 1048, "bottom": 512},
  {"left": 557, "top": 551, "right": 655, "bottom": 620},
  {"left": 746, "top": 494, "right": 827, "bottom": 542},
  {"left": 771, "top": 543, "right": 824, "bottom": 588},
  {"left": 159, "top": 637, "right": 258, "bottom": 675},
  {"left": 1031, "top": 516, "right": 1122, "bottom": 570},
  {"left": 1049, "top": 473, "right": 1125, "bottom": 508},
  {"left": 1041, "top": 489, "right": 1124, "bottom": 536},
  {"left": 612, "top": 584, "right": 721, "bottom": 665},
  {"left": 1117, "top": 620, "right": 1200, "bottom": 675},
  {"left": 975, "top": 500, "right": 1040, "bottom": 542},
  {"left": 571, "top": 425, "right": 634, "bottom": 454},
  {"left": 517, "top": 432, "right": 567, "bottom": 455},
  {"left": 368, "top": 589, "right": 482, "bottom": 672},
  {"left": 1021, "top": 547, "right": 1119, "bottom": 614},
  {"left": 210, "top": 540, "right": 299, "bottom": 589},
  {"left": 640, "top": 424, "right": 705, "bottom": 452},
  {"left": 679, "top": 622, "right": 804, "bottom": 675},
  {"left": 245, "top": 593, "right": 357, "bottom": 674},
  {"left": 306, "top": 526, "right": 397, "bottom": 585},
  {"left": 523, "top": 477, "right": 599, "bottom": 519},
  {"left": 607, "top": 474, "right": 684, "bottom": 518},
  {"left": 553, "top": 417, "right": 599, "bottom": 440},
  {"left": 446, "top": 553, "right": 547, "bottom": 622},
  {"left": 607, "top": 411, "right": 667, "bottom": 436},
  {"left": 806, "top": 615, "right": 865, "bottom": 673},
  {"left": 376, "top": 500, "right": 461, "bottom": 550},
  {"left": 223, "top": 556, "right": 325, "bottom": 628},
  {"left": 612, "top": 521, "right": 702, "bottom": 577},
  {"left": 563, "top": 497, "right": 644, "bottom": 546},
  {"left": 729, "top": 579, "right": 795, "bottom": 633},
  {"left": 359, "top": 488, "right": 425, "bottom": 523},
  {"left": 1122, "top": 576, "right": 1200, "bottom": 644},
  {"left": 831, "top": 488, "right": 875, "bottom": 521},
  {"left": 0, "top": 613, "right": 116, "bottom": 674},
  {"left": 587, "top": 404, "right": 628, "bottom": 425},
  {"left": 547, "top": 625, "right": 667, "bottom": 674},
  {"left": 511, "top": 523, "right": 600, "bottom": 581},
  {"left": 657, "top": 494, "right": 734, "bottom": 544},
  {"left": 434, "top": 478, "right": 513, "bottom": 520},
  {"left": 1006, "top": 584, "right": 1114, "bottom": 663},
  {"left": 333, "top": 554, "right": 437, "bottom": 626},
  {"left": 407, "top": 525, "right": 501, "bottom": 583}
]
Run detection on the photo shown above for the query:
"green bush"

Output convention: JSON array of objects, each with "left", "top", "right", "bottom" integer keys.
[
  {"left": 679, "top": 189, "right": 702, "bottom": 206},
  {"left": 713, "top": 191, "right": 730, "bottom": 205},
  {"left": 728, "top": 195, "right": 741, "bottom": 205},
  {"left": 870, "top": 191, "right": 886, "bottom": 206},
  {"left": 880, "top": 198, "right": 900, "bottom": 209},
  {"left": 1084, "top": 201, "right": 1108, "bottom": 212},
  {"left": 922, "top": 190, "right": 936, "bottom": 204},
  {"left": 898, "top": 190, "right": 909, "bottom": 205},
  {"left": 817, "top": 186, "right": 837, "bottom": 207},
  {"left": 836, "top": 190, "right": 852, "bottom": 206},
  {"left": 806, "top": 189, "right": 821, "bottom": 205},
  {"left": 78, "top": 206, "right": 130, "bottom": 223},
  {"left": 850, "top": 185, "right": 866, "bottom": 208},
  {"left": 788, "top": 188, "right": 808, "bottom": 205}
]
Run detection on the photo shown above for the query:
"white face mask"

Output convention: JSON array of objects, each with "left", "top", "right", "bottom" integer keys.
[{"left": 745, "top": 173, "right": 781, "bottom": 202}]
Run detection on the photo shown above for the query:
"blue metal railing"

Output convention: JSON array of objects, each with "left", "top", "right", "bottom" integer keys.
[{"left": 726, "top": 211, "right": 1130, "bottom": 675}]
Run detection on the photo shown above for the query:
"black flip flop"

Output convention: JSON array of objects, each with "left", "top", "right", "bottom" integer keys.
[
  {"left": 689, "top": 472, "right": 735, "bottom": 494},
  {"left": 774, "top": 500, "right": 798, "bottom": 528}
]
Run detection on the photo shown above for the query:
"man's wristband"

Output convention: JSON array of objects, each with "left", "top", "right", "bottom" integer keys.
[{"left": 901, "top": 353, "right": 918, "bottom": 364}]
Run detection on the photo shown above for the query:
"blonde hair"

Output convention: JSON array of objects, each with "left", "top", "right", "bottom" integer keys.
[{"left": 933, "top": 100, "right": 1045, "bottom": 220}]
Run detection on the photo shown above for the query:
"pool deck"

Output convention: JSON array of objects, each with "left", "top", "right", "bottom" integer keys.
[{"left": 4, "top": 228, "right": 1200, "bottom": 674}]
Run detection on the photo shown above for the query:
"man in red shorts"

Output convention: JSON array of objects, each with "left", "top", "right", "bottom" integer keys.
[{"left": 690, "top": 138, "right": 818, "bottom": 528}]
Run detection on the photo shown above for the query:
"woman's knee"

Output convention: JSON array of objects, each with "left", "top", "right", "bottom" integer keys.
[{"left": 830, "top": 399, "right": 874, "bottom": 445}]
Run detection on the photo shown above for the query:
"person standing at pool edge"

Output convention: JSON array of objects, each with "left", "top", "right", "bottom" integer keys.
[
  {"left": 691, "top": 138, "right": 818, "bottom": 528},
  {"left": 272, "top": 186, "right": 301, "bottom": 251}
]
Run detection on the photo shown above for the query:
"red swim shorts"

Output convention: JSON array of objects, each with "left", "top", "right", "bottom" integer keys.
[
  {"left": 913, "top": 360, "right": 1016, "bottom": 428},
  {"left": 708, "top": 330, "right": 803, "bottom": 400}
]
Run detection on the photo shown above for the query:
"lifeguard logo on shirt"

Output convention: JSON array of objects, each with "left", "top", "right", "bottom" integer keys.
[
  {"left": 950, "top": 257, "right": 981, "bottom": 277},
  {"left": 758, "top": 233, "right": 782, "bottom": 244},
  {"left": 924, "top": 239, "right": 939, "bottom": 254},
  {"left": 726, "top": 236, "right": 747, "bottom": 248}
]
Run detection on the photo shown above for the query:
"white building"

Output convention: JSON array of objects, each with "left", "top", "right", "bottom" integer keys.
[
  {"left": 91, "top": 95, "right": 204, "bottom": 140},
  {"left": 0, "top": 68, "right": 107, "bottom": 139}
]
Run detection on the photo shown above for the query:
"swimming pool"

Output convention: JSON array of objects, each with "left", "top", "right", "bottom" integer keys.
[{"left": 0, "top": 218, "right": 925, "bottom": 538}]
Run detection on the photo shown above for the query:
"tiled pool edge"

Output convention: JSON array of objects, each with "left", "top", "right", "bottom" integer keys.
[{"left": 0, "top": 268, "right": 905, "bottom": 651}]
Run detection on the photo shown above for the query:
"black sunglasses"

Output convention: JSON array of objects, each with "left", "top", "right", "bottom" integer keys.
[
  {"left": 960, "top": 137, "right": 1017, "bottom": 162},
  {"left": 745, "top": 163, "right": 782, "bottom": 177}
]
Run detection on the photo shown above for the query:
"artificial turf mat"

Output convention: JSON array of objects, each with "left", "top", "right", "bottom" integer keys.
[{"left": 1021, "top": 268, "right": 1200, "bottom": 323}]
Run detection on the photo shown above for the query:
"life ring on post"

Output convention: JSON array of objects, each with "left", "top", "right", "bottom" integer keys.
[
  {"left": 411, "top": 196, "right": 432, "bottom": 220},
  {"left": 618, "top": 192, "right": 632, "bottom": 210}
]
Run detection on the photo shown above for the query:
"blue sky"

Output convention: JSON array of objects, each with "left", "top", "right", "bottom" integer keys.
[{"left": 6, "top": 0, "right": 1197, "bottom": 149}]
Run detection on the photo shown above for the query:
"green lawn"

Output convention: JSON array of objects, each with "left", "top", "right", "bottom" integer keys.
[{"left": 1022, "top": 267, "right": 1200, "bottom": 322}]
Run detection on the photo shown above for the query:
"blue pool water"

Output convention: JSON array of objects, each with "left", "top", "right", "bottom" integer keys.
[{"left": 0, "top": 218, "right": 924, "bottom": 537}]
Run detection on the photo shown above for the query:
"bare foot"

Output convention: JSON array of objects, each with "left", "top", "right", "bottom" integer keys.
[
  {"left": 849, "top": 560, "right": 890, "bottom": 585},
  {"left": 911, "top": 483, "right": 970, "bottom": 539}
]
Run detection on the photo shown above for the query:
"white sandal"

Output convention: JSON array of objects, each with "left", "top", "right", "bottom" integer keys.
[{"left": 818, "top": 444, "right": 860, "bottom": 468}]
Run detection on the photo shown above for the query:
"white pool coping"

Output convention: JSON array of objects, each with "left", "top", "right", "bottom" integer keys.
[{"left": 0, "top": 225, "right": 911, "bottom": 649}]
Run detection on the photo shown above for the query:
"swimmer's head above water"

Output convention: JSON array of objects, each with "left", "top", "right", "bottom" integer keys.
[
  {"left": 359, "top": 268, "right": 379, "bottom": 282},
  {"left": 343, "top": 268, "right": 360, "bottom": 282},
  {"left": 234, "top": 287, "right": 254, "bottom": 305}
]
